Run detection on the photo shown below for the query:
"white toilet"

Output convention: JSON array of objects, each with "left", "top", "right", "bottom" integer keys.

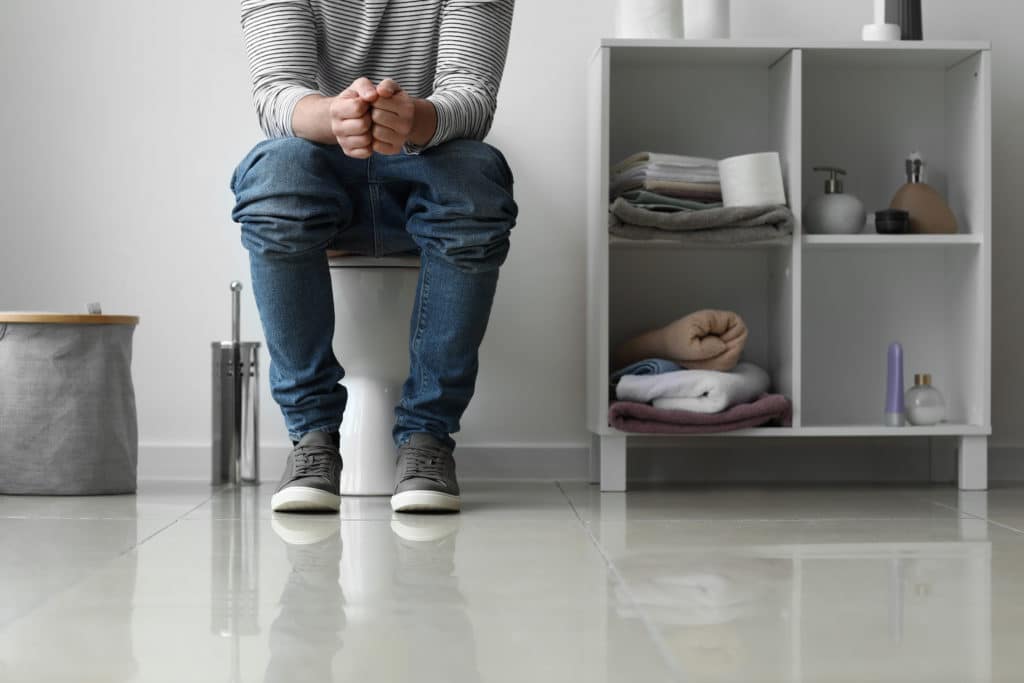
[{"left": 328, "top": 252, "right": 420, "bottom": 495}]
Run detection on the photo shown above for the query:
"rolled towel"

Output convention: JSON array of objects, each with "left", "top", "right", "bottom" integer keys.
[
  {"left": 616, "top": 363, "right": 771, "bottom": 414},
  {"left": 613, "top": 310, "right": 748, "bottom": 372},
  {"left": 608, "top": 394, "right": 793, "bottom": 434}
]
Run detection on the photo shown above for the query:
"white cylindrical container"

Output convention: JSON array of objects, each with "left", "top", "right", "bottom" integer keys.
[
  {"left": 863, "top": 0, "right": 901, "bottom": 41},
  {"left": 684, "top": 0, "right": 730, "bottom": 39},
  {"left": 718, "top": 152, "right": 787, "bottom": 208},
  {"left": 615, "top": 0, "right": 683, "bottom": 39}
]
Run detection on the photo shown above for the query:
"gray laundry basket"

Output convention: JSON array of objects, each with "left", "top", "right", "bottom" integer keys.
[{"left": 0, "top": 313, "right": 140, "bottom": 495}]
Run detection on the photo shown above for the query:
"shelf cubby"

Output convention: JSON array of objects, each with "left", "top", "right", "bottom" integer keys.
[
  {"left": 610, "top": 247, "right": 795, "bottom": 403},
  {"left": 802, "top": 47, "right": 988, "bottom": 238},
  {"left": 801, "top": 247, "right": 986, "bottom": 429}
]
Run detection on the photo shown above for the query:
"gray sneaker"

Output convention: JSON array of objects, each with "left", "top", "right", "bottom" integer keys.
[
  {"left": 271, "top": 431, "right": 342, "bottom": 513},
  {"left": 391, "top": 433, "right": 461, "bottom": 513}
]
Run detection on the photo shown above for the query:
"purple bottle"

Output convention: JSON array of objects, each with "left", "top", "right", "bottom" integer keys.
[{"left": 886, "top": 342, "right": 906, "bottom": 427}]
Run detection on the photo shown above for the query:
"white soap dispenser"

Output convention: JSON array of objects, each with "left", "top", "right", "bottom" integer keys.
[{"left": 804, "top": 167, "right": 867, "bottom": 235}]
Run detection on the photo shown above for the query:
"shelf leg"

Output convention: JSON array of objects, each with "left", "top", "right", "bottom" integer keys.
[
  {"left": 596, "top": 434, "right": 627, "bottom": 492},
  {"left": 958, "top": 436, "right": 988, "bottom": 491},
  {"left": 589, "top": 433, "right": 601, "bottom": 485}
]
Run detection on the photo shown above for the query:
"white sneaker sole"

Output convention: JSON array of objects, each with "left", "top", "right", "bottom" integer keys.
[
  {"left": 390, "top": 490, "right": 461, "bottom": 513},
  {"left": 271, "top": 486, "right": 341, "bottom": 513}
]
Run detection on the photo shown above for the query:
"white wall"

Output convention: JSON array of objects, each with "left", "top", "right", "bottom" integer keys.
[{"left": 2, "top": 1, "right": 1022, "bottom": 477}]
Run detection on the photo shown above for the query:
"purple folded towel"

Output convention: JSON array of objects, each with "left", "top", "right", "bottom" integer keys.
[{"left": 608, "top": 394, "right": 793, "bottom": 434}]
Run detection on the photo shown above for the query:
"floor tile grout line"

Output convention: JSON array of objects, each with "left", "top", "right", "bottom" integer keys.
[
  {"left": 541, "top": 515, "right": 974, "bottom": 524},
  {"left": 927, "top": 498, "right": 1024, "bottom": 535},
  {"left": 129, "top": 485, "right": 228, "bottom": 548},
  {"left": 3, "top": 485, "right": 226, "bottom": 630},
  {"left": 554, "top": 481, "right": 686, "bottom": 682}
]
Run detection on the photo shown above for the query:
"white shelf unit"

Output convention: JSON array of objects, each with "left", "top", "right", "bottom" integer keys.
[{"left": 586, "top": 41, "right": 992, "bottom": 492}]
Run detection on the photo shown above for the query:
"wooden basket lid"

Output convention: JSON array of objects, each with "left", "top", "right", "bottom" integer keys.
[{"left": 0, "top": 312, "right": 139, "bottom": 325}]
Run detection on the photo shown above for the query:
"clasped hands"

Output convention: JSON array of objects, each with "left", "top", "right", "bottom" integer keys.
[{"left": 330, "top": 77, "right": 415, "bottom": 158}]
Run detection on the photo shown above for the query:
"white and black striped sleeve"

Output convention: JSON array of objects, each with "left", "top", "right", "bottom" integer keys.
[
  {"left": 419, "top": 0, "right": 515, "bottom": 150},
  {"left": 240, "top": 0, "right": 321, "bottom": 138}
]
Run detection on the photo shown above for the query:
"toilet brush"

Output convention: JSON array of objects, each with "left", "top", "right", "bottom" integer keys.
[{"left": 212, "top": 281, "right": 261, "bottom": 485}]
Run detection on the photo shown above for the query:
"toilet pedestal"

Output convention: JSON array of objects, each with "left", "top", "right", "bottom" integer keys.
[{"left": 339, "top": 376, "right": 402, "bottom": 496}]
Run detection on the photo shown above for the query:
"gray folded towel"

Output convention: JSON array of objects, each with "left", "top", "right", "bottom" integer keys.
[{"left": 609, "top": 198, "right": 795, "bottom": 244}]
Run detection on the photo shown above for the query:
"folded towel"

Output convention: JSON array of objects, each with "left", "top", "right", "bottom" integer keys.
[
  {"left": 612, "top": 152, "right": 720, "bottom": 177},
  {"left": 619, "top": 190, "right": 723, "bottom": 212},
  {"left": 610, "top": 358, "right": 684, "bottom": 395},
  {"left": 610, "top": 198, "right": 795, "bottom": 233},
  {"left": 611, "top": 178, "right": 723, "bottom": 202},
  {"left": 611, "top": 219, "right": 790, "bottom": 245},
  {"left": 616, "top": 363, "right": 771, "bottom": 414},
  {"left": 613, "top": 310, "right": 748, "bottom": 373},
  {"left": 608, "top": 394, "right": 793, "bottom": 434}
]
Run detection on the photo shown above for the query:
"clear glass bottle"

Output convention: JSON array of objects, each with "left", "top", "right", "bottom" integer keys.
[{"left": 905, "top": 374, "right": 946, "bottom": 426}]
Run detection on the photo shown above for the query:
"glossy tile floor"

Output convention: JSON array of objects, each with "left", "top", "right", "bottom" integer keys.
[{"left": 3, "top": 482, "right": 1024, "bottom": 682}]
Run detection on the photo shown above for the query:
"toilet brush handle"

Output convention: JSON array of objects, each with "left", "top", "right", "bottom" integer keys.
[{"left": 230, "top": 281, "right": 242, "bottom": 346}]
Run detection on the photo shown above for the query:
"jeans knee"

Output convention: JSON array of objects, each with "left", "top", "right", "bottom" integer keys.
[
  {"left": 231, "top": 138, "right": 346, "bottom": 260},
  {"left": 415, "top": 215, "right": 514, "bottom": 274},
  {"left": 410, "top": 141, "right": 518, "bottom": 272},
  {"left": 231, "top": 138, "right": 325, "bottom": 194},
  {"left": 432, "top": 139, "right": 514, "bottom": 191}
]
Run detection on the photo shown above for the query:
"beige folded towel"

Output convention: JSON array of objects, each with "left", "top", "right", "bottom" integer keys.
[{"left": 613, "top": 310, "right": 748, "bottom": 373}]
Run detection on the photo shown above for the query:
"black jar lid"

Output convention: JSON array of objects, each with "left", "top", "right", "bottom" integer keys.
[{"left": 876, "top": 209, "right": 910, "bottom": 221}]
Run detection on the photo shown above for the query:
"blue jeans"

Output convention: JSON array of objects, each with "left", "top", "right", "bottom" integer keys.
[{"left": 230, "top": 138, "right": 517, "bottom": 448}]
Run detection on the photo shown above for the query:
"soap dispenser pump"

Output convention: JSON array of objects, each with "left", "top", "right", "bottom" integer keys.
[{"left": 804, "top": 167, "right": 867, "bottom": 235}]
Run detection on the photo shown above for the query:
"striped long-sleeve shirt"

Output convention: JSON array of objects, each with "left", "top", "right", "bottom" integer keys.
[{"left": 240, "top": 0, "right": 515, "bottom": 151}]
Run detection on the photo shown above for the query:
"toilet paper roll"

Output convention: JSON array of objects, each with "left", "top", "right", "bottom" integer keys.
[
  {"left": 684, "top": 0, "right": 730, "bottom": 39},
  {"left": 615, "top": 0, "right": 682, "bottom": 39},
  {"left": 719, "top": 152, "right": 787, "bottom": 208}
]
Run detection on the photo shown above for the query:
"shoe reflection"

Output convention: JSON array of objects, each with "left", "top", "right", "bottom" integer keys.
[
  {"left": 266, "top": 512, "right": 480, "bottom": 682},
  {"left": 266, "top": 514, "right": 344, "bottom": 683}
]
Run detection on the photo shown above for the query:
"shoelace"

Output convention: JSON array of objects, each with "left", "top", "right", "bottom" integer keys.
[
  {"left": 401, "top": 448, "right": 449, "bottom": 484},
  {"left": 293, "top": 449, "right": 336, "bottom": 479}
]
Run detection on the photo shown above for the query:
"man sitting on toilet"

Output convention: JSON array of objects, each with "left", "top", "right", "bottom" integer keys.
[{"left": 231, "top": 0, "right": 517, "bottom": 514}]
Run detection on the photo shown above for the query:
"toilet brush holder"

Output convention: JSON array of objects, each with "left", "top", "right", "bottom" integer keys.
[{"left": 212, "top": 281, "right": 261, "bottom": 485}]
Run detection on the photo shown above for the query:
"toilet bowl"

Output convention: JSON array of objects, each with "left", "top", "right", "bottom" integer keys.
[{"left": 329, "top": 252, "right": 420, "bottom": 496}]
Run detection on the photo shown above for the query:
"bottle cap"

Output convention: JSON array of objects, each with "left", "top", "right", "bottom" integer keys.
[{"left": 915, "top": 373, "right": 932, "bottom": 386}]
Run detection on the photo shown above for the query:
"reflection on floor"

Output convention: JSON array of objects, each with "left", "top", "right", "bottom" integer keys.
[{"left": 2, "top": 481, "right": 1024, "bottom": 682}]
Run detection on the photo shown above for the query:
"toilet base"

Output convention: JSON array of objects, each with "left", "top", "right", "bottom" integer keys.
[{"left": 340, "top": 376, "right": 402, "bottom": 496}]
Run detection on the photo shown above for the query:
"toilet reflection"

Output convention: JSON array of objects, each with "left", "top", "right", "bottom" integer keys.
[{"left": 264, "top": 511, "right": 480, "bottom": 682}]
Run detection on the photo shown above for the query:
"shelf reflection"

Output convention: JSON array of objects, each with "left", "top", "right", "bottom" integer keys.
[{"left": 609, "top": 523, "right": 992, "bottom": 681}]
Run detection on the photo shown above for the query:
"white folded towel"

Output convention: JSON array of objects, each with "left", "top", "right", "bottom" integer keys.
[{"left": 615, "top": 362, "right": 771, "bottom": 414}]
